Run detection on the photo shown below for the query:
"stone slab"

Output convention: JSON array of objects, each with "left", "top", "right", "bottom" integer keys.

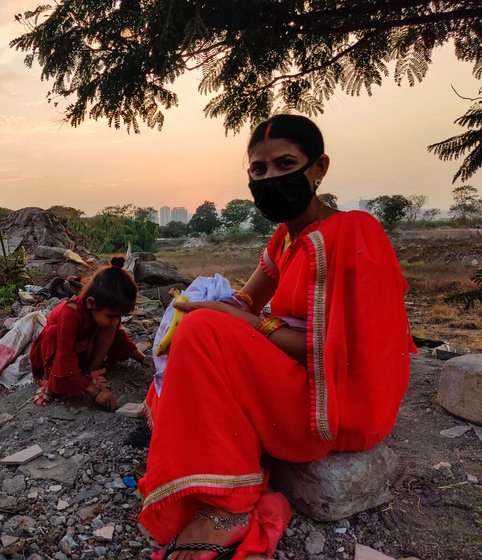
[
  {"left": 115, "top": 403, "right": 144, "bottom": 418},
  {"left": 437, "top": 354, "right": 482, "bottom": 424},
  {"left": 270, "top": 443, "right": 397, "bottom": 521},
  {"left": 18, "top": 456, "right": 79, "bottom": 487},
  {"left": 0, "top": 445, "right": 43, "bottom": 465}
]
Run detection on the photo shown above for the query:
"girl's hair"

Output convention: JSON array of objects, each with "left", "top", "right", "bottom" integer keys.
[
  {"left": 81, "top": 256, "right": 137, "bottom": 315},
  {"left": 247, "top": 114, "right": 324, "bottom": 159}
]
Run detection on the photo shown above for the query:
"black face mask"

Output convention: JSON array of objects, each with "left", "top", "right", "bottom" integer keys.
[{"left": 248, "top": 158, "right": 317, "bottom": 223}]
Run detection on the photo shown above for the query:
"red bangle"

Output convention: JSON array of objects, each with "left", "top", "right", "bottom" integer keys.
[{"left": 256, "top": 317, "right": 289, "bottom": 338}]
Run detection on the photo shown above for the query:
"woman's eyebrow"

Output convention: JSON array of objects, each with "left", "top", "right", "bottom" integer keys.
[{"left": 251, "top": 153, "right": 298, "bottom": 164}]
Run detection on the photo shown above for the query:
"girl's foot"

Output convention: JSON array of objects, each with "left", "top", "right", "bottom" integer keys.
[
  {"left": 167, "top": 506, "right": 250, "bottom": 560},
  {"left": 34, "top": 383, "right": 53, "bottom": 407}
]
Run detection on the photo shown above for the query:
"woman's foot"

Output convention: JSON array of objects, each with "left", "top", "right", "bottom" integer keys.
[{"left": 167, "top": 506, "right": 250, "bottom": 560}]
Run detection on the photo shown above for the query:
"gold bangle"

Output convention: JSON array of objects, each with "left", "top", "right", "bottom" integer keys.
[
  {"left": 234, "top": 290, "right": 253, "bottom": 309},
  {"left": 256, "top": 317, "right": 289, "bottom": 338}
]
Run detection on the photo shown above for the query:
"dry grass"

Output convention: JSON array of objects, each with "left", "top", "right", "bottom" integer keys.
[
  {"left": 157, "top": 246, "right": 260, "bottom": 288},
  {"left": 157, "top": 242, "right": 482, "bottom": 350},
  {"left": 402, "top": 261, "right": 474, "bottom": 296}
]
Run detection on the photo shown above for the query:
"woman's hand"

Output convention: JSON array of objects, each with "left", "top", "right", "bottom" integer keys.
[
  {"left": 173, "top": 300, "right": 261, "bottom": 327},
  {"left": 95, "top": 388, "right": 117, "bottom": 411}
]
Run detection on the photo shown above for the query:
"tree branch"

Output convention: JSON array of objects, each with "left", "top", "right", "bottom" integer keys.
[{"left": 247, "top": 31, "right": 378, "bottom": 94}]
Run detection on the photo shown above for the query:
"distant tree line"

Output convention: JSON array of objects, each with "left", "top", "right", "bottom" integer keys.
[{"left": 0, "top": 185, "right": 479, "bottom": 254}]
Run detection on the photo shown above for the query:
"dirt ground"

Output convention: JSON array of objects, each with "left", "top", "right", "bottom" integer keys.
[{"left": 0, "top": 348, "right": 480, "bottom": 559}]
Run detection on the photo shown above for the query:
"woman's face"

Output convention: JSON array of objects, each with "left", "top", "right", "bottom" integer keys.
[
  {"left": 248, "top": 138, "right": 327, "bottom": 186},
  {"left": 249, "top": 138, "right": 307, "bottom": 177}
]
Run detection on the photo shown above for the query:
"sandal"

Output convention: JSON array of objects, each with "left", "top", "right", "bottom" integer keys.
[
  {"left": 34, "top": 382, "right": 54, "bottom": 407},
  {"left": 160, "top": 538, "right": 242, "bottom": 559}
]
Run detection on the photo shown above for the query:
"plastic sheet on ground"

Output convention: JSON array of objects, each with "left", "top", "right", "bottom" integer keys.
[{"left": 0, "top": 311, "right": 47, "bottom": 389}]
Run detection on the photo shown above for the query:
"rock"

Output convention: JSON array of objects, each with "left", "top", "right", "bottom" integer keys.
[
  {"left": 76, "top": 504, "right": 105, "bottom": 522},
  {"left": 19, "top": 456, "right": 79, "bottom": 487},
  {"left": 0, "top": 413, "right": 14, "bottom": 427},
  {"left": 439, "top": 425, "right": 471, "bottom": 438},
  {"left": 35, "top": 245, "right": 67, "bottom": 260},
  {"left": 0, "top": 444, "right": 43, "bottom": 465},
  {"left": 139, "top": 283, "right": 187, "bottom": 305},
  {"left": 134, "top": 260, "right": 190, "bottom": 286},
  {"left": 18, "top": 290, "right": 37, "bottom": 304},
  {"left": 355, "top": 544, "right": 396, "bottom": 559},
  {"left": 59, "top": 534, "right": 78, "bottom": 554},
  {"left": 305, "top": 531, "right": 325, "bottom": 554},
  {"left": 53, "top": 552, "right": 68, "bottom": 560},
  {"left": 270, "top": 443, "right": 397, "bottom": 521},
  {"left": 131, "top": 252, "right": 157, "bottom": 262},
  {"left": 21, "top": 421, "right": 34, "bottom": 432},
  {"left": 1, "top": 535, "right": 19, "bottom": 547},
  {"left": 2, "top": 476, "right": 26, "bottom": 494},
  {"left": 2, "top": 515, "right": 36, "bottom": 536},
  {"left": 437, "top": 354, "right": 482, "bottom": 424},
  {"left": 93, "top": 524, "right": 115, "bottom": 541},
  {"left": 57, "top": 499, "right": 69, "bottom": 511},
  {"left": 115, "top": 403, "right": 144, "bottom": 418},
  {"left": 1, "top": 208, "right": 74, "bottom": 249},
  {"left": 0, "top": 494, "right": 17, "bottom": 509},
  {"left": 433, "top": 343, "right": 471, "bottom": 361},
  {"left": 56, "top": 262, "right": 86, "bottom": 278}
]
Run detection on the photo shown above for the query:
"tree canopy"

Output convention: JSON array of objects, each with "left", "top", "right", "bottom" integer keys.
[
  {"left": 221, "top": 199, "right": 253, "bottom": 229},
  {"left": 449, "top": 184, "right": 481, "bottom": 223},
  {"left": 11, "top": 1, "right": 481, "bottom": 136},
  {"left": 367, "top": 194, "right": 411, "bottom": 231},
  {"left": 189, "top": 201, "right": 221, "bottom": 234}
]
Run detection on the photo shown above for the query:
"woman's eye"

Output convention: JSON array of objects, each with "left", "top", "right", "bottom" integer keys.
[
  {"left": 250, "top": 163, "right": 266, "bottom": 176},
  {"left": 279, "top": 159, "right": 296, "bottom": 169}
]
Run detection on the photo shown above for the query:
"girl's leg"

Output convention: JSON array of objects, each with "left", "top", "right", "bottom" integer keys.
[{"left": 87, "top": 325, "right": 117, "bottom": 370}]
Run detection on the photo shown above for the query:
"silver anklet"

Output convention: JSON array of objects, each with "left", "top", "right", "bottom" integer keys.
[{"left": 195, "top": 511, "right": 250, "bottom": 530}]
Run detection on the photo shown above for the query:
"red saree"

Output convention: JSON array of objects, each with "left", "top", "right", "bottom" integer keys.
[
  {"left": 139, "top": 211, "right": 414, "bottom": 556},
  {"left": 30, "top": 296, "right": 137, "bottom": 397}
]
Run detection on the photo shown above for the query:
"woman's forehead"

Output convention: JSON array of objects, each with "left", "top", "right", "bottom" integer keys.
[{"left": 248, "top": 138, "right": 305, "bottom": 161}]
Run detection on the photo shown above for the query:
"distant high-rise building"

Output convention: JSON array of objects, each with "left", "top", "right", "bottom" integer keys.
[
  {"left": 358, "top": 198, "right": 373, "bottom": 213},
  {"left": 171, "top": 206, "right": 188, "bottom": 224},
  {"left": 159, "top": 206, "right": 171, "bottom": 226}
]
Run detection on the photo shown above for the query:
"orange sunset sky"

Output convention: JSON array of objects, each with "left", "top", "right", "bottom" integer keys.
[{"left": 0, "top": 0, "right": 480, "bottom": 216}]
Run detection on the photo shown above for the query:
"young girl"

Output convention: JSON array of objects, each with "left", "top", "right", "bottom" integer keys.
[{"left": 30, "top": 256, "right": 152, "bottom": 410}]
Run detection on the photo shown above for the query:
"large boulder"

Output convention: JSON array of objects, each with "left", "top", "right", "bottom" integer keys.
[
  {"left": 35, "top": 245, "right": 67, "bottom": 260},
  {"left": 269, "top": 443, "right": 398, "bottom": 521},
  {"left": 437, "top": 354, "right": 482, "bottom": 424},
  {"left": 1, "top": 207, "right": 74, "bottom": 250},
  {"left": 134, "top": 260, "right": 190, "bottom": 286}
]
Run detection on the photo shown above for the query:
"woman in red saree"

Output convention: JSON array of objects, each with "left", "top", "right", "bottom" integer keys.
[{"left": 139, "top": 115, "right": 415, "bottom": 560}]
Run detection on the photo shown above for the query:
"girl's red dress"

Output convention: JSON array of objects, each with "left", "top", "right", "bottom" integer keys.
[
  {"left": 30, "top": 295, "right": 137, "bottom": 397},
  {"left": 139, "top": 211, "right": 416, "bottom": 558}
]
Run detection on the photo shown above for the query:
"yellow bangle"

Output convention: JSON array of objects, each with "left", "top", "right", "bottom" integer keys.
[
  {"left": 234, "top": 290, "right": 253, "bottom": 310},
  {"left": 256, "top": 317, "right": 289, "bottom": 338}
]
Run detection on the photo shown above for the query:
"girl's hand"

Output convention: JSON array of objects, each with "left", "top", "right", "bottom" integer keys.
[{"left": 95, "top": 388, "right": 117, "bottom": 411}]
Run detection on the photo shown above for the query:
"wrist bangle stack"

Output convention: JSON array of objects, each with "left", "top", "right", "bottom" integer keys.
[
  {"left": 256, "top": 316, "right": 289, "bottom": 338},
  {"left": 234, "top": 290, "right": 253, "bottom": 310}
]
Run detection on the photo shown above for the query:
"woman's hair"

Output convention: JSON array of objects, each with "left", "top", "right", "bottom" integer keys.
[
  {"left": 81, "top": 256, "right": 137, "bottom": 315},
  {"left": 247, "top": 114, "right": 324, "bottom": 159}
]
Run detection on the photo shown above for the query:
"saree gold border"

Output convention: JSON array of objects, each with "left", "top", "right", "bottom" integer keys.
[
  {"left": 307, "top": 231, "right": 333, "bottom": 441},
  {"left": 143, "top": 399, "right": 153, "bottom": 428},
  {"left": 143, "top": 472, "right": 265, "bottom": 510}
]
